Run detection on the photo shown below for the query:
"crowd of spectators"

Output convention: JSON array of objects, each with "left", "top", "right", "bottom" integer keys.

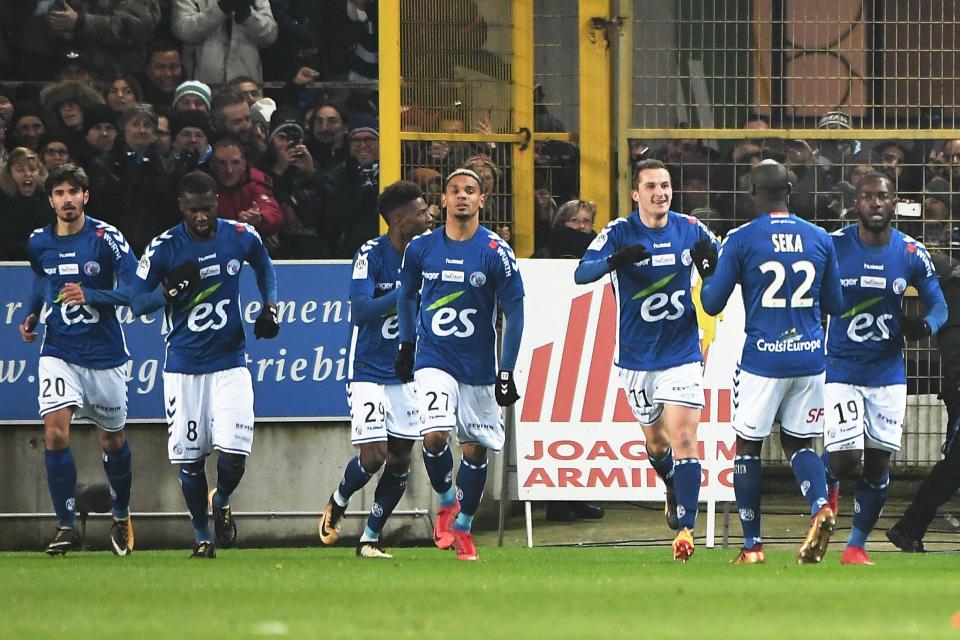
[{"left": 2, "top": 3, "right": 959, "bottom": 265}]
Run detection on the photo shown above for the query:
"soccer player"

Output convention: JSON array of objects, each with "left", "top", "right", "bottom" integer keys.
[
  {"left": 21, "top": 164, "right": 137, "bottom": 556},
  {"left": 700, "top": 160, "right": 845, "bottom": 564},
  {"left": 574, "top": 158, "right": 719, "bottom": 561},
  {"left": 822, "top": 172, "right": 945, "bottom": 564},
  {"left": 318, "top": 180, "right": 431, "bottom": 558},
  {"left": 395, "top": 168, "right": 525, "bottom": 561},
  {"left": 130, "top": 171, "right": 279, "bottom": 558}
]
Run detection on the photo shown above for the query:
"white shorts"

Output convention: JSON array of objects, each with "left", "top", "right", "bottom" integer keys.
[
  {"left": 824, "top": 383, "right": 906, "bottom": 453},
  {"left": 348, "top": 381, "right": 420, "bottom": 444},
  {"left": 732, "top": 367, "right": 825, "bottom": 440},
  {"left": 618, "top": 362, "right": 705, "bottom": 427},
  {"left": 38, "top": 356, "right": 128, "bottom": 431},
  {"left": 163, "top": 367, "right": 255, "bottom": 463},
  {"left": 415, "top": 367, "right": 504, "bottom": 452}
]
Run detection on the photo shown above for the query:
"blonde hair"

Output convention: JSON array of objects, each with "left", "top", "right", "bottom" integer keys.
[
  {"left": 554, "top": 199, "right": 597, "bottom": 228},
  {"left": 1, "top": 147, "right": 46, "bottom": 196}
]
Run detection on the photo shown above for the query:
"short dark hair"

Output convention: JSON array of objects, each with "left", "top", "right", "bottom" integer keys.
[
  {"left": 178, "top": 171, "right": 216, "bottom": 198},
  {"left": 211, "top": 89, "right": 246, "bottom": 128},
  {"left": 45, "top": 163, "right": 89, "bottom": 192},
  {"left": 378, "top": 180, "right": 423, "bottom": 222},
  {"left": 632, "top": 158, "right": 668, "bottom": 185},
  {"left": 227, "top": 75, "right": 259, "bottom": 88},
  {"left": 146, "top": 38, "right": 181, "bottom": 61},
  {"left": 857, "top": 171, "right": 896, "bottom": 195},
  {"left": 212, "top": 135, "right": 246, "bottom": 158}
]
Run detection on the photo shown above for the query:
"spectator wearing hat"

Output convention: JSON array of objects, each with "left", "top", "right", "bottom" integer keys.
[
  {"left": 172, "top": 0, "right": 278, "bottom": 85},
  {"left": 249, "top": 96, "right": 276, "bottom": 155},
  {"left": 307, "top": 101, "right": 350, "bottom": 172},
  {"left": 102, "top": 71, "right": 142, "bottom": 114},
  {"left": 75, "top": 104, "right": 119, "bottom": 167},
  {"left": 39, "top": 80, "right": 104, "bottom": 135},
  {"left": 87, "top": 104, "right": 178, "bottom": 254},
  {"left": 172, "top": 80, "right": 212, "bottom": 114},
  {"left": 325, "top": 115, "right": 380, "bottom": 258},
  {"left": 0, "top": 147, "right": 53, "bottom": 261},
  {"left": 815, "top": 110, "right": 860, "bottom": 185},
  {"left": 257, "top": 107, "right": 332, "bottom": 258},
  {"left": 210, "top": 135, "right": 282, "bottom": 236},
  {"left": 37, "top": 131, "right": 74, "bottom": 172},
  {"left": 165, "top": 110, "right": 214, "bottom": 184},
  {"left": 141, "top": 39, "right": 183, "bottom": 107},
  {"left": 10, "top": 103, "right": 48, "bottom": 151}
]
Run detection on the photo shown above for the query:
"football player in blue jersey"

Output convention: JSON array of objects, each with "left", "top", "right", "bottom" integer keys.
[
  {"left": 700, "top": 160, "right": 845, "bottom": 564},
  {"left": 318, "top": 180, "right": 432, "bottom": 558},
  {"left": 821, "top": 172, "right": 946, "bottom": 564},
  {"left": 20, "top": 164, "right": 137, "bottom": 556},
  {"left": 575, "top": 158, "right": 719, "bottom": 561},
  {"left": 395, "top": 168, "right": 525, "bottom": 561},
  {"left": 130, "top": 171, "right": 279, "bottom": 558}
]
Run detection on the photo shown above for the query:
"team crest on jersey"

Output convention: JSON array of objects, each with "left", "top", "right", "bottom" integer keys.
[
  {"left": 136, "top": 255, "right": 150, "bottom": 279},
  {"left": 174, "top": 444, "right": 183, "bottom": 455},
  {"left": 680, "top": 249, "right": 692, "bottom": 266},
  {"left": 469, "top": 271, "right": 487, "bottom": 287},
  {"left": 227, "top": 259, "right": 241, "bottom": 276},
  {"left": 83, "top": 261, "right": 100, "bottom": 276},
  {"left": 893, "top": 278, "right": 907, "bottom": 294}
]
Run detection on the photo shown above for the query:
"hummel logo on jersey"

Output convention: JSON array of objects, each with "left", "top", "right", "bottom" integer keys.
[
  {"left": 59, "top": 252, "right": 76, "bottom": 258},
  {"left": 445, "top": 258, "right": 464, "bottom": 265},
  {"left": 199, "top": 253, "right": 217, "bottom": 262},
  {"left": 653, "top": 242, "right": 671, "bottom": 248},
  {"left": 864, "top": 263, "right": 884, "bottom": 270}
]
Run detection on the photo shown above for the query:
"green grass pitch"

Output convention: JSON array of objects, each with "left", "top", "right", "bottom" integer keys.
[{"left": 3, "top": 547, "right": 960, "bottom": 639}]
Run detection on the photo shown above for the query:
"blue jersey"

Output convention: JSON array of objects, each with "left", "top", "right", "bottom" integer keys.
[
  {"left": 580, "top": 211, "right": 718, "bottom": 371},
  {"left": 349, "top": 235, "right": 402, "bottom": 384},
  {"left": 399, "top": 226, "right": 524, "bottom": 385},
  {"left": 827, "top": 225, "right": 946, "bottom": 386},
  {"left": 701, "top": 212, "right": 844, "bottom": 378},
  {"left": 28, "top": 216, "right": 137, "bottom": 369},
  {"left": 133, "top": 219, "right": 275, "bottom": 374}
]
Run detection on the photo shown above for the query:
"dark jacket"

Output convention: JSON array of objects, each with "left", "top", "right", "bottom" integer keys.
[
  {"left": 324, "top": 157, "right": 379, "bottom": 259},
  {"left": 0, "top": 189, "right": 53, "bottom": 261},
  {"left": 533, "top": 225, "right": 595, "bottom": 260},
  {"left": 87, "top": 138, "right": 179, "bottom": 255}
]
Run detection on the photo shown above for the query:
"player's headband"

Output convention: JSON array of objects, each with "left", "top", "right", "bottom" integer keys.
[{"left": 444, "top": 168, "right": 482, "bottom": 189}]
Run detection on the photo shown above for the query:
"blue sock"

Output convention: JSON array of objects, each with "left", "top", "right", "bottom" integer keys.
[
  {"left": 673, "top": 458, "right": 701, "bottom": 530},
  {"left": 647, "top": 446, "right": 675, "bottom": 482},
  {"left": 454, "top": 457, "right": 488, "bottom": 531},
  {"left": 45, "top": 448, "right": 77, "bottom": 527},
  {"left": 849, "top": 473, "right": 889, "bottom": 548},
  {"left": 790, "top": 448, "right": 829, "bottom": 516},
  {"left": 334, "top": 454, "right": 377, "bottom": 506},
  {"left": 734, "top": 455, "right": 762, "bottom": 549},
  {"left": 214, "top": 455, "right": 246, "bottom": 508},
  {"left": 365, "top": 469, "right": 409, "bottom": 538},
  {"left": 423, "top": 445, "right": 455, "bottom": 505},
  {"left": 821, "top": 449, "right": 840, "bottom": 498},
  {"left": 179, "top": 465, "right": 211, "bottom": 543},
  {"left": 103, "top": 441, "right": 132, "bottom": 519}
]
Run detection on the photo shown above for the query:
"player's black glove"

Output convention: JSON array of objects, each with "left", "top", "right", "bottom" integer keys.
[
  {"left": 395, "top": 341, "right": 415, "bottom": 382},
  {"left": 607, "top": 244, "right": 650, "bottom": 270},
  {"left": 495, "top": 369, "right": 520, "bottom": 407},
  {"left": 691, "top": 239, "right": 718, "bottom": 279},
  {"left": 162, "top": 262, "right": 200, "bottom": 301},
  {"left": 901, "top": 315, "right": 931, "bottom": 340},
  {"left": 254, "top": 304, "right": 279, "bottom": 339}
]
